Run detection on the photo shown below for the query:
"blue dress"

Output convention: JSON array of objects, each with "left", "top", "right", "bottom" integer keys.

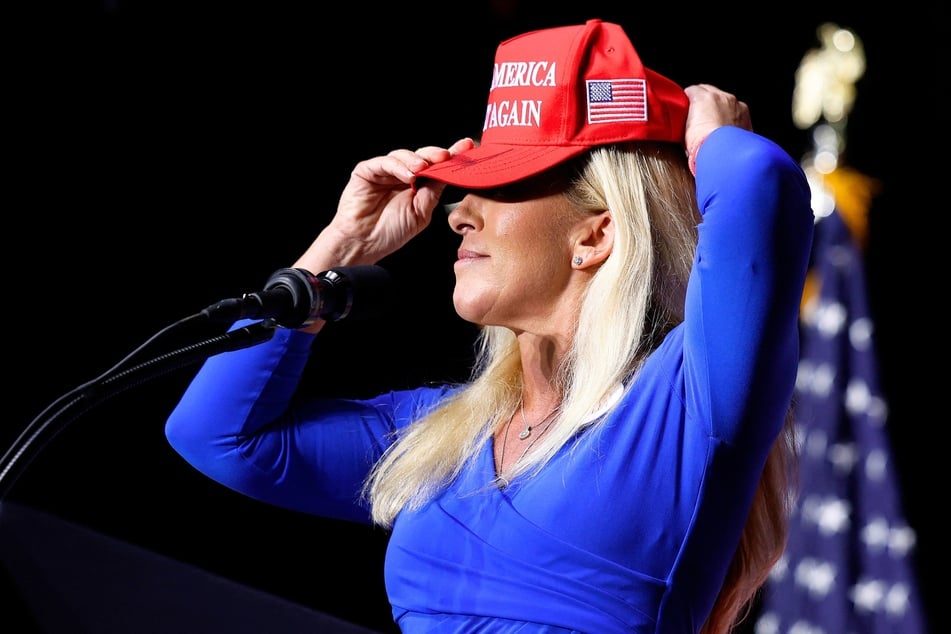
[{"left": 166, "top": 126, "right": 815, "bottom": 633}]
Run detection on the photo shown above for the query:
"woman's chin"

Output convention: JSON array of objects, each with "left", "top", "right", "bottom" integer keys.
[{"left": 452, "top": 291, "right": 490, "bottom": 325}]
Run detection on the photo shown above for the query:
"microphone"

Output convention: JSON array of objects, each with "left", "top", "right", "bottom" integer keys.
[{"left": 201, "top": 265, "right": 391, "bottom": 328}]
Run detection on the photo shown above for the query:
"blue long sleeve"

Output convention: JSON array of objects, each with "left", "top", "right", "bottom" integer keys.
[{"left": 166, "top": 323, "right": 456, "bottom": 524}]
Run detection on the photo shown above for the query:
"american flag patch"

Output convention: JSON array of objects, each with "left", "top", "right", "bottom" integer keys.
[{"left": 586, "top": 79, "right": 648, "bottom": 123}]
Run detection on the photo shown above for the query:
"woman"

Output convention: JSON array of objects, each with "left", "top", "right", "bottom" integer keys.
[{"left": 166, "top": 19, "right": 814, "bottom": 633}]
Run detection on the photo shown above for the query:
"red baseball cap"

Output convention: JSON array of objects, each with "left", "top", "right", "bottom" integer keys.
[{"left": 417, "top": 19, "right": 689, "bottom": 189}]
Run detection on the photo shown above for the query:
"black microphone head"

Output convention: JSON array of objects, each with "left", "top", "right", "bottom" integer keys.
[
  {"left": 317, "top": 265, "right": 392, "bottom": 321},
  {"left": 261, "top": 268, "right": 318, "bottom": 328}
]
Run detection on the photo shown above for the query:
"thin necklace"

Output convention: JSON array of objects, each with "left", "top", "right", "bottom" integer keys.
[
  {"left": 517, "top": 400, "right": 558, "bottom": 439},
  {"left": 499, "top": 401, "right": 559, "bottom": 478}
]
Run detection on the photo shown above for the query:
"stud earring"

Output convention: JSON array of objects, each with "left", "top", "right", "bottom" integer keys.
[{"left": 572, "top": 255, "right": 583, "bottom": 266}]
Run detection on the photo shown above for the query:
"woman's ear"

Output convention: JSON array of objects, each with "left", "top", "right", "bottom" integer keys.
[{"left": 571, "top": 210, "right": 614, "bottom": 269}]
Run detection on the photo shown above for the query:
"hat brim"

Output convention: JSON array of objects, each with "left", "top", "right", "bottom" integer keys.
[{"left": 416, "top": 143, "right": 590, "bottom": 189}]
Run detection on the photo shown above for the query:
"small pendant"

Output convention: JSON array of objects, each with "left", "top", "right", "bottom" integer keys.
[{"left": 518, "top": 427, "right": 531, "bottom": 440}]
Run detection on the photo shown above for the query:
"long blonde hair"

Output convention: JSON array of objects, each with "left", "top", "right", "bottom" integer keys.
[{"left": 363, "top": 141, "right": 795, "bottom": 632}]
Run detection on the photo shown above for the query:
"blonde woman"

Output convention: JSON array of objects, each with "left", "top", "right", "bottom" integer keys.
[{"left": 167, "top": 19, "right": 813, "bottom": 634}]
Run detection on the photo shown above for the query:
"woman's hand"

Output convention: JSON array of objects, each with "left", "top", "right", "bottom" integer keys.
[
  {"left": 683, "top": 84, "right": 752, "bottom": 174},
  {"left": 299, "top": 138, "right": 476, "bottom": 271}
]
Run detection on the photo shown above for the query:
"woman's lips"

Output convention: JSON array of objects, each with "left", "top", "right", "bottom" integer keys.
[{"left": 457, "top": 248, "right": 486, "bottom": 261}]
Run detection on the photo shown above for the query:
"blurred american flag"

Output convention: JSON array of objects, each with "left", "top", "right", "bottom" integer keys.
[{"left": 754, "top": 201, "right": 928, "bottom": 633}]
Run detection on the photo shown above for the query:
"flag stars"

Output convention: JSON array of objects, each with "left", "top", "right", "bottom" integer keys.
[
  {"left": 844, "top": 379, "right": 888, "bottom": 426},
  {"left": 795, "top": 360, "right": 813, "bottom": 393},
  {"left": 788, "top": 620, "right": 825, "bottom": 634},
  {"left": 802, "top": 494, "right": 851, "bottom": 535},
  {"left": 817, "top": 498, "right": 851, "bottom": 535},
  {"left": 861, "top": 517, "right": 892, "bottom": 550},
  {"left": 813, "top": 299, "right": 847, "bottom": 338},
  {"left": 829, "top": 441, "right": 858, "bottom": 474},
  {"left": 851, "top": 577, "right": 886, "bottom": 612},
  {"left": 850, "top": 578, "right": 914, "bottom": 616},
  {"left": 845, "top": 379, "right": 871, "bottom": 414},
  {"left": 888, "top": 525, "right": 917, "bottom": 557},
  {"left": 813, "top": 363, "right": 835, "bottom": 396},
  {"left": 866, "top": 396, "right": 888, "bottom": 427},
  {"left": 884, "top": 582, "right": 912, "bottom": 616},
  {"left": 796, "top": 360, "right": 837, "bottom": 397},
  {"left": 849, "top": 316, "right": 874, "bottom": 350},
  {"left": 795, "top": 557, "right": 837, "bottom": 597},
  {"left": 860, "top": 517, "right": 918, "bottom": 558},
  {"left": 865, "top": 448, "right": 888, "bottom": 481},
  {"left": 752, "top": 612, "right": 780, "bottom": 634}
]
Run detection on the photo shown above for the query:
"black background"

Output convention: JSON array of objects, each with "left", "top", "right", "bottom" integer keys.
[{"left": 7, "top": 1, "right": 943, "bottom": 632}]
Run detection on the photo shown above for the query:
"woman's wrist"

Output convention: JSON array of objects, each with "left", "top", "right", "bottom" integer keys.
[{"left": 687, "top": 132, "right": 711, "bottom": 177}]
